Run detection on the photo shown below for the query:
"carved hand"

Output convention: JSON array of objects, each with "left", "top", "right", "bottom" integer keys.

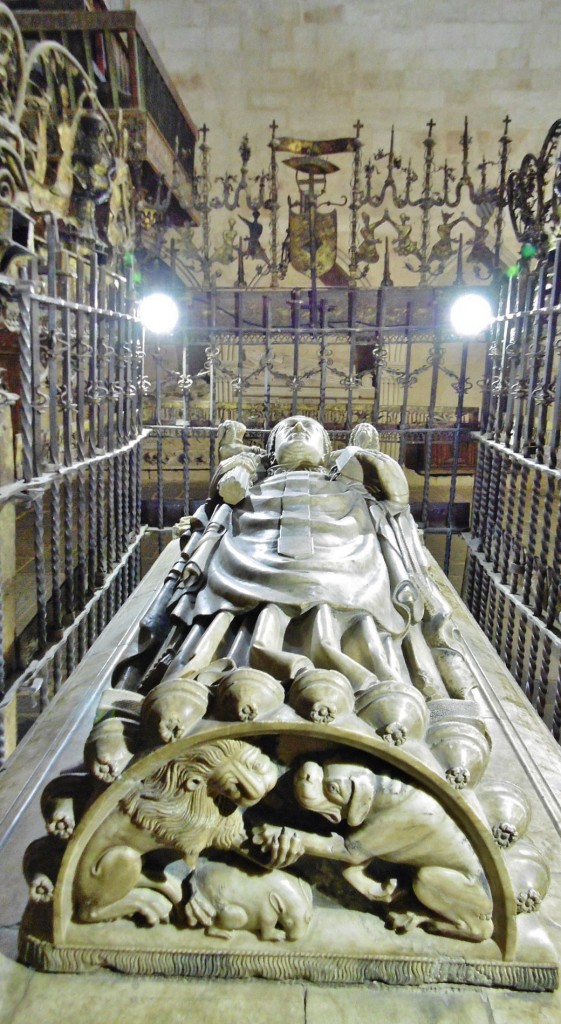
[
  {"left": 251, "top": 824, "right": 306, "bottom": 868},
  {"left": 357, "top": 449, "right": 410, "bottom": 504},
  {"left": 172, "top": 514, "right": 196, "bottom": 539},
  {"left": 217, "top": 452, "right": 261, "bottom": 505}
]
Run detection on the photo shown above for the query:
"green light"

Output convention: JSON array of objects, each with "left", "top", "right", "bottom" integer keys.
[
  {"left": 520, "top": 243, "right": 537, "bottom": 260},
  {"left": 133, "top": 271, "right": 142, "bottom": 285},
  {"left": 123, "top": 252, "right": 135, "bottom": 267},
  {"left": 505, "top": 263, "right": 520, "bottom": 278}
]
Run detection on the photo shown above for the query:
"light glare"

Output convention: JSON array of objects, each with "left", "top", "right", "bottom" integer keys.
[
  {"left": 450, "top": 294, "right": 494, "bottom": 336},
  {"left": 138, "top": 292, "right": 179, "bottom": 335}
]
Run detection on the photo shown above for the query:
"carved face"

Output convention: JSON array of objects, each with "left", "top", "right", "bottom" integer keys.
[
  {"left": 349, "top": 422, "right": 379, "bottom": 451},
  {"left": 272, "top": 417, "right": 329, "bottom": 470},
  {"left": 72, "top": 110, "right": 116, "bottom": 200},
  {"left": 207, "top": 745, "right": 278, "bottom": 807},
  {"left": 294, "top": 760, "right": 375, "bottom": 827}
]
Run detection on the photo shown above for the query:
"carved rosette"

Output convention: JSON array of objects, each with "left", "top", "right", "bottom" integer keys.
[
  {"left": 215, "top": 668, "right": 285, "bottom": 722},
  {"left": 355, "top": 681, "right": 429, "bottom": 744},
  {"left": 426, "top": 711, "right": 491, "bottom": 789},
  {"left": 477, "top": 783, "right": 531, "bottom": 850},
  {"left": 288, "top": 669, "right": 354, "bottom": 723}
]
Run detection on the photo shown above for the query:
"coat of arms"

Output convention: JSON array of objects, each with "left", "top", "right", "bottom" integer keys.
[
  {"left": 288, "top": 203, "right": 337, "bottom": 276},
  {"left": 278, "top": 137, "right": 357, "bottom": 280}
]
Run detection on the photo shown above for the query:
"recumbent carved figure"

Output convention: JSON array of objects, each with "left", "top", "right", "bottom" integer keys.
[{"left": 117, "top": 415, "right": 477, "bottom": 705}]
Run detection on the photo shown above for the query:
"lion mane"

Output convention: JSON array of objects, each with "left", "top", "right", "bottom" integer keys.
[{"left": 120, "top": 739, "right": 254, "bottom": 860}]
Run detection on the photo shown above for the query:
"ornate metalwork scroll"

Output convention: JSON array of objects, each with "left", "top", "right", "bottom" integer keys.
[
  {"left": 0, "top": 3, "right": 136, "bottom": 263},
  {"left": 148, "top": 117, "right": 513, "bottom": 290},
  {"left": 508, "top": 119, "right": 561, "bottom": 256}
]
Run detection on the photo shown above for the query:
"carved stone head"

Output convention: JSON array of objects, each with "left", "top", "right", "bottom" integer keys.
[
  {"left": 349, "top": 422, "right": 380, "bottom": 451},
  {"left": 206, "top": 741, "right": 278, "bottom": 807},
  {"left": 267, "top": 416, "right": 331, "bottom": 470},
  {"left": 294, "top": 759, "right": 375, "bottom": 826}
]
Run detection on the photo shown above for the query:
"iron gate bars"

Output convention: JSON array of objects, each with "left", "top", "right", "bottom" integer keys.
[
  {"left": 0, "top": 237, "right": 145, "bottom": 766},
  {"left": 466, "top": 237, "right": 561, "bottom": 738},
  {"left": 142, "top": 282, "right": 489, "bottom": 583}
]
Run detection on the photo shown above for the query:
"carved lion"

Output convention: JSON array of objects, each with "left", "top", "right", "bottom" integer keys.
[
  {"left": 253, "top": 758, "right": 493, "bottom": 942},
  {"left": 74, "top": 739, "right": 277, "bottom": 925}
]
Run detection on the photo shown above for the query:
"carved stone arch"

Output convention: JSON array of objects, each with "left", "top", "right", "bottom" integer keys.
[
  {"left": 189, "top": 720, "right": 518, "bottom": 962},
  {"left": 50, "top": 720, "right": 517, "bottom": 961}
]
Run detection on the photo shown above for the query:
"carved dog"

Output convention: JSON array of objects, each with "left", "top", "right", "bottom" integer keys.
[{"left": 253, "top": 758, "right": 493, "bottom": 942}]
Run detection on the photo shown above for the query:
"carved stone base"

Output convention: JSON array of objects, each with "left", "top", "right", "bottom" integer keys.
[{"left": 20, "top": 896, "right": 558, "bottom": 991}]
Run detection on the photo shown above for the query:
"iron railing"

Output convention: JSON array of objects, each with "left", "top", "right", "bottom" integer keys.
[
  {"left": 142, "top": 283, "right": 491, "bottom": 582},
  {"left": 0, "top": 233, "right": 145, "bottom": 765},
  {"left": 6, "top": 4, "right": 561, "bottom": 757},
  {"left": 465, "top": 238, "right": 561, "bottom": 737}
]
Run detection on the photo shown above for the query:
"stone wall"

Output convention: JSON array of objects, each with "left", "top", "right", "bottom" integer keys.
[{"left": 124, "top": 0, "right": 560, "bottom": 172}]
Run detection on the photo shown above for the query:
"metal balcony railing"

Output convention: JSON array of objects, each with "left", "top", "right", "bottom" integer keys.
[{"left": 12, "top": 6, "right": 197, "bottom": 202}]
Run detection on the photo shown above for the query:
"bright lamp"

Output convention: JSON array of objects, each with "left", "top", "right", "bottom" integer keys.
[
  {"left": 138, "top": 292, "right": 179, "bottom": 335},
  {"left": 450, "top": 294, "right": 494, "bottom": 336}
]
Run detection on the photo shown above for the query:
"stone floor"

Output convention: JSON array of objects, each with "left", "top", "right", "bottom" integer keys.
[{"left": 2, "top": 543, "right": 561, "bottom": 1023}]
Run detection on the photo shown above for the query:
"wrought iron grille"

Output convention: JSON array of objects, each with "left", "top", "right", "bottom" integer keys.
[
  {"left": 465, "top": 238, "right": 561, "bottom": 738},
  {"left": 142, "top": 116, "right": 513, "bottom": 293},
  {"left": 0, "top": 233, "right": 144, "bottom": 766},
  {"left": 0, "top": 3, "right": 501, "bottom": 765},
  {"left": 142, "top": 282, "right": 489, "bottom": 580}
]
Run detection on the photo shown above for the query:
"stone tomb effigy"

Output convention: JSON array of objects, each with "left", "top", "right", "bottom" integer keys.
[{"left": 19, "top": 418, "right": 559, "bottom": 990}]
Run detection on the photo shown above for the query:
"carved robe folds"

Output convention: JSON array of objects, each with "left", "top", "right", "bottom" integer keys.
[
  {"left": 191, "top": 471, "right": 405, "bottom": 623},
  {"left": 168, "top": 467, "right": 448, "bottom": 696}
]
